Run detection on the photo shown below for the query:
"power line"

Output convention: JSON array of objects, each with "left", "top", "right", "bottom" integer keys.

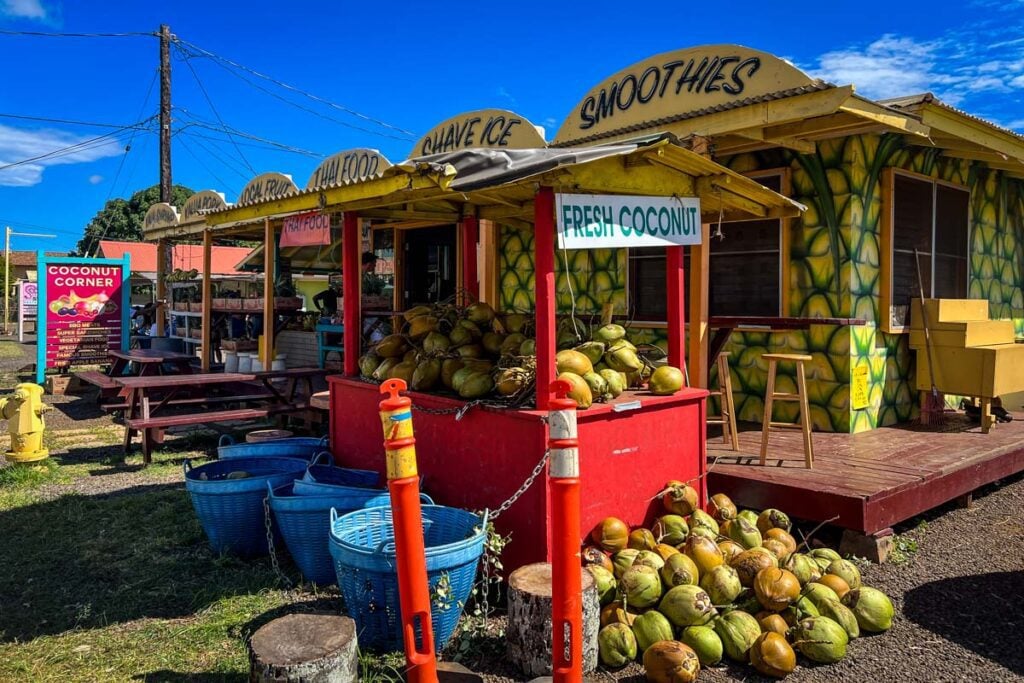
[
  {"left": 0, "top": 29, "right": 154, "bottom": 38},
  {"left": 183, "top": 133, "right": 253, "bottom": 180},
  {"left": 0, "top": 218, "right": 81, "bottom": 237},
  {"left": 174, "top": 38, "right": 416, "bottom": 140},
  {"left": 174, "top": 117, "right": 324, "bottom": 158},
  {"left": 104, "top": 71, "right": 159, "bottom": 203},
  {"left": 178, "top": 135, "right": 238, "bottom": 195},
  {"left": 176, "top": 45, "right": 256, "bottom": 174},
  {"left": 180, "top": 45, "right": 414, "bottom": 143},
  {"left": 0, "top": 120, "right": 154, "bottom": 172},
  {"left": 0, "top": 113, "right": 149, "bottom": 129}
]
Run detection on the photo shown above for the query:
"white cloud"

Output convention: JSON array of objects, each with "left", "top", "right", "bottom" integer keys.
[
  {"left": 1006, "top": 119, "right": 1024, "bottom": 131},
  {"left": 495, "top": 86, "right": 517, "bottom": 106},
  {"left": 0, "top": 0, "right": 47, "bottom": 19},
  {"left": 807, "top": 27, "right": 1024, "bottom": 105},
  {"left": 88, "top": 174, "right": 103, "bottom": 184},
  {"left": 0, "top": 124, "right": 122, "bottom": 187}
]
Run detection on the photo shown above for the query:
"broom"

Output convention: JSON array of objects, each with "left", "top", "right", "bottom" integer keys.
[{"left": 914, "top": 247, "right": 946, "bottom": 426}]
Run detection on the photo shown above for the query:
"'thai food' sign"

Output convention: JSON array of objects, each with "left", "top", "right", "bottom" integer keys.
[
  {"left": 554, "top": 45, "right": 818, "bottom": 144},
  {"left": 556, "top": 194, "right": 702, "bottom": 249}
]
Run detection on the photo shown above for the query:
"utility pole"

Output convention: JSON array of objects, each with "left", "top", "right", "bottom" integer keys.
[
  {"left": 157, "top": 24, "right": 173, "bottom": 336},
  {"left": 159, "top": 24, "right": 172, "bottom": 204}
]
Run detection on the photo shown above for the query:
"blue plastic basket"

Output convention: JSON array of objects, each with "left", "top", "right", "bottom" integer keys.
[
  {"left": 329, "top": 505, "right": 486, "bottom": 652},
  {"left": 301, "top": 453, "right": 381, "bottom": 489},
  {"left": 218, "top": 435, "right": 330, "bottom": 461},
  {"left": 268, "top": 482, "right": 435, "bottom": 586},
  {"left": 184, "top": 457, "right": 307, "bottom": 558}
]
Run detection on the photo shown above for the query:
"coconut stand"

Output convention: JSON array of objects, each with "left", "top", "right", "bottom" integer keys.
[{"left": 199, "top": 115, "right": 800, "bottom": 573}]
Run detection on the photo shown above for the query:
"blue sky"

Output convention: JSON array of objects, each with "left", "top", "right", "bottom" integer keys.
[{"left": 1, "top": 0, "right": 1023, "bottom": 254}]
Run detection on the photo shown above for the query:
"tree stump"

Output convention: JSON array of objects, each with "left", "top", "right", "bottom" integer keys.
[
  {"left": 248, "top": 613, "right": 357, "bottom": 683},
  {"left": 506, "top": 562, "right": 599, "bottom": 677}
]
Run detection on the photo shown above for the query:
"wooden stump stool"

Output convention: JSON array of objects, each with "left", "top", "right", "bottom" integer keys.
[
  {"left": 506, "top": 562, "right": 599, "bottom": 677},
  {"left": 248, "top": 613, "right": 357, "bottom": 683}
]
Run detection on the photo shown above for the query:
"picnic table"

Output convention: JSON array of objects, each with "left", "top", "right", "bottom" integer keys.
[
  {"left": 108, "top": 348, "right": 196, "bottom": 377},
  {"left": 75, "top": 348, "right": 197, "bottom": 402},
  {"left": 115, "top": 367, "right": 327, "bottom": 463}
]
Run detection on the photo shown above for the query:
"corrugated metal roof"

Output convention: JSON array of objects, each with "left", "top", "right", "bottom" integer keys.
[
  {"left": 551, "top": 82, "right": 835, "bottom": 147},
  {"left": 881, "top": 92, "right": 1024, "bottom": 141},
  {"left": 98, "top": 240, "right": 253, "bottom": 275}
]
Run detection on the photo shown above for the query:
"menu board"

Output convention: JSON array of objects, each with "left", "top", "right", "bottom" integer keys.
[{"left": 36, "top": 256, "right": 129, "bottom": 381}]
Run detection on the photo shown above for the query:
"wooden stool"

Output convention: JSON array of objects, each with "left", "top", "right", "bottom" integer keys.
[
  {"left": 708, "top": 351, "right": 739, "bottom": 451},
  {"left": 760, "top": 353, "right": 814, "bottom": 468}
]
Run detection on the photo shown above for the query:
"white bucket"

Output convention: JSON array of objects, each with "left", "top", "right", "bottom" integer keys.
[
  {"left": 224, "top": 351, "right": 238, "bottom": 373},
  {"left": 237, "top": 353, "right": 252, "bottom": 373},
  {"left": 271, "top": 353, "right": 287, "bottom": 372}
]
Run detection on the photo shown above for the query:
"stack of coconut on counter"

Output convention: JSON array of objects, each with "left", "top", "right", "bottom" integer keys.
[
  {"left": 583, "top": 481, "right": 894, "bottom": 681},
  {"left": 356, "top": 300, "right": 685, "bottom": 407}
]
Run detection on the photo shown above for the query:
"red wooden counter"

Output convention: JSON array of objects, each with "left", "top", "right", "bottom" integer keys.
[{"left": 328, "top": 375, "right": 708, "bottom": 572}]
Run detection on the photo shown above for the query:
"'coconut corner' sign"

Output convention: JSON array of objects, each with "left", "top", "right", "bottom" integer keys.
[{"left": 555, "top": 194, "right": 702, "bottom": 249}]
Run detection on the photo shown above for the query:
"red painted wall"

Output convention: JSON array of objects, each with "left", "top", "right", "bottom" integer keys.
[{"left": 329, "top": 376, "right": 707, "bottom": 572}]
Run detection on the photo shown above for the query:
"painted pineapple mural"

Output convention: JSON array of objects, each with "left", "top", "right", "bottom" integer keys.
[{"left": 496, "top": 132, "right": 1024, "bottom": 432}]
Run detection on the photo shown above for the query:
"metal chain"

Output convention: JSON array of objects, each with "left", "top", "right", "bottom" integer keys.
[
  {"left": 489, "top": 448, "right": 550, "bottom": 520},
  {"left": 263, "top": 496, "right": 292, "bottom": 588}
]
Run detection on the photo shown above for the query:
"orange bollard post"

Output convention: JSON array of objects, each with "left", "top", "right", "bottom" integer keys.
[
  {"left": 548, "top": 379, "right": 582, "bottom": 683},
  {"left": 378, "top": 378, "right": 438, "bottom": 683}
]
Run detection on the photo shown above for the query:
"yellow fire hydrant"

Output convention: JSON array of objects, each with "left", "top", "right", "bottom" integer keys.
[{"left": 1, "top": 383, "right": 51, "bottom": 463}]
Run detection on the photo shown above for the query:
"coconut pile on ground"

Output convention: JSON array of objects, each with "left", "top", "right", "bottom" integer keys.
[
  {"left": 584, "top": 481, "right": 894, "bottom": 681},
  {"left": 356, "top": 301, "right": 684, "bottom": 406}
]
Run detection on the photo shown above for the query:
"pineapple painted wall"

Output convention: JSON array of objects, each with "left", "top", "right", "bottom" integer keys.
[{"left": 495, "top": 133, "right": 1024, "bottom": 432}]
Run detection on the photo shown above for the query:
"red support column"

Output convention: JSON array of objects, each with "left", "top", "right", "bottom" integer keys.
[
  {"left": 666, "top": 246, "right": 687, "bottom": 372},
  {"left": 534, "top": 187, "right": 556, "bottom": 410},
  {"left": 343, "top": 212, "right": 360, "bottom": 377},
  {"left": 461, "top": 215, "right": 479, "bottom": 302}
]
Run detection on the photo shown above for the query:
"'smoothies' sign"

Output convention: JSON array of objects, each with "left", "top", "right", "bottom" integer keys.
[
  {"left": 554, "top": 44, "right": 818, "bottom": 145},
  {"left": 556, "top": 194, "right": 702, "bottom": 249}
]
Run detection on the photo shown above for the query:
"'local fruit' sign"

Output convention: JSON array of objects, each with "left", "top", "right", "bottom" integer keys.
[
  {"left": 36, "top": 255, "right": 130, "bottom": 382},
  {"left": 555, "top": 194, "right": 702, "bottom": 249}
]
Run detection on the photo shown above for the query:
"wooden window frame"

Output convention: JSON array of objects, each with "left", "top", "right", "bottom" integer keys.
[
  {"left": 879, "top": 167, "right": 971, "bottom": 334},
  {"left": 624, "top": 167, "right": 791, "bottom": 322}
]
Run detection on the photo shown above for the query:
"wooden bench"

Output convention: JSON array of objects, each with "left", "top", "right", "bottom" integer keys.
[
  {"left": 125, "top": 403, "right": 309, "bottom": 462},
  {"left": 101, "top": 392, "right": 276, "bottom": 414},
  {"left": 75, "top": 370, "right": 119, "bottom": 391}
]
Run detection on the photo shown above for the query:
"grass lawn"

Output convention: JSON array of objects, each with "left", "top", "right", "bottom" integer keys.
[
  {"left": 0, "top": 426, "right": 415, "bottom": 682},
  {"left": 0, "top": 341, "right": 27, "bottom": 360}
]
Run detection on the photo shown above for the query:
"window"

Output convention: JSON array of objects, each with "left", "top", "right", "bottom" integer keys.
[
  {"left": 626, "top": 171, "right": 786, "bottom": 321},
  {"left": 882, "top": 170, "right": 970, "bottom": 331}
]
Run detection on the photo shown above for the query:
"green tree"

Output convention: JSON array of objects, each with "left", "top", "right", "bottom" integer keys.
[{"left": 74, "top": 184, "right": 194, "bottom": 256}]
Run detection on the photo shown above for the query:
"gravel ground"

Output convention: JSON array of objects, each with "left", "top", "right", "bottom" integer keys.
[
  {"left": 459, "top": 473, "right": 1024, "bottom": 683},
  {"left": 5, "top": 338, "right": 1024, "bottom": 681}
]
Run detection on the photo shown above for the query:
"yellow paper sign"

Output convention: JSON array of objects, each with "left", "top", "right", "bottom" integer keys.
[{"left": 851, "top": 365, "right": 869, "bottom": 410}]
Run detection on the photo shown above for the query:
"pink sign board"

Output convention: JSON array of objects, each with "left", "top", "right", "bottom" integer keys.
[
  {"left": 280, "top": 211, "right": 331, "bottom": 247},
  {"left": 43, "top": 262, "right": 125, "bottom": 369}
]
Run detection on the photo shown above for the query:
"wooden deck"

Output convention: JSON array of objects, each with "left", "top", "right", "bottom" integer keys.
[{"left": 706, "top": 416, "right": 1024, "bottom": 536}]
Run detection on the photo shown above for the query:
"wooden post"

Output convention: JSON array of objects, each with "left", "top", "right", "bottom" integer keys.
[
  {"left": 460, "top": 213, "right": 479, "bottom": 303},
  {"left": 155, "top": 238, "right": 168, "bottom": 336},
  {"left": 688, "top": 222, "right": 711, "bottom": 388},
  {"left": 506, "top": 563, "right": 599, "bottom": 677},
  {"left": 342, "top": 212, "right": 360, "bottom": 376},
  {"left": 248, "top": 613, "right": 358, "bottom": 682},
  {"left": 666, "top": 246, "right": 686, "bottom": 371},
  {"left": 262, "top": 218, "right": 275, "bottom": 370},
  {"left": 534, "top": 187, "right": 556, "bottom": 411},
  {"left": 201, "top": 229, "right": 212, "bottom": 371},
  {"left": 479, "top": 219, "right": 498, "bottom": 306}
]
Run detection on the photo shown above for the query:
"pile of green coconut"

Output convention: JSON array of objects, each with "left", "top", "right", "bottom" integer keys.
[{"left": 583, "top": 481, "right": 894, "bottom": 681}]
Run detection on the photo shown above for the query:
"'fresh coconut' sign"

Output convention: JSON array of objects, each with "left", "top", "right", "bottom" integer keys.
[{"left": 555, "top": 194, "right": 702, "bottom": 249}]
